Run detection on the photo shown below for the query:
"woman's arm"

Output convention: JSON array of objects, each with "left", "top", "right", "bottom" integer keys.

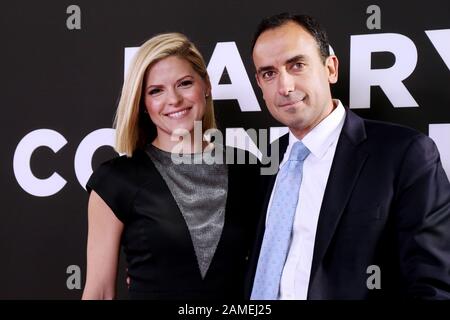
[{"left": 81, "top": 191, "right": 124, "bottom": 300}]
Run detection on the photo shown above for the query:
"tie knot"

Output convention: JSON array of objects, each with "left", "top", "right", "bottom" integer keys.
[{"left": 289, "top": 141, "right": 310, "bottom": 161}]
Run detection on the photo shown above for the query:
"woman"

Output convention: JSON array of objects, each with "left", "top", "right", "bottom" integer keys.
[{"left": 81, "top": 33, "right": 261, "bottom": 299}]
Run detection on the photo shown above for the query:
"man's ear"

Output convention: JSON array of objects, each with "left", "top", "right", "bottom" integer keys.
[{"left": 326, "top": 55, "right": 339, "bottom": 84}]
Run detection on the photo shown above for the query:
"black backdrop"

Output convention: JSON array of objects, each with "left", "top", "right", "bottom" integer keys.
[{"left": 1, "top": 0, "right": 449, "bottom": 299}]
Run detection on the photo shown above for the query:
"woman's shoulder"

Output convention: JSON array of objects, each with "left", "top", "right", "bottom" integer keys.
[
  {"left": 96, "top": 148, "right": 150, "bottom": 172},
  {"left": 86, "top": 151, "right": 152, "bottom": 223},
  {"left": 96, "top": 153, "right": 135, "bottom": 171},
  {"left": 87, "top": 149, "right": 152, "bottom": 190}
]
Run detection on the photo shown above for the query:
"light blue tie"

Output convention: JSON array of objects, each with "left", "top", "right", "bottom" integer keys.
[{"left": 251, "top": 141, "right": 310, "bottom": 300}]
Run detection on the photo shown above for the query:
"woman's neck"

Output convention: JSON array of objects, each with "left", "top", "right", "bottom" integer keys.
[{"left": 152, "top": 132, "right": 206, "bottom": 154}]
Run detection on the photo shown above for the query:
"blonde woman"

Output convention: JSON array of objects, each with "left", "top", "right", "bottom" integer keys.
[{"left": 81, "top": 33, "right": 261, "bottom": 300}]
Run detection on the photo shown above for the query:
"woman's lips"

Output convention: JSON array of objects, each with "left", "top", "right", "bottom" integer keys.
[{"left": 164, "top": 107, "right": 192, "bottom": 119}]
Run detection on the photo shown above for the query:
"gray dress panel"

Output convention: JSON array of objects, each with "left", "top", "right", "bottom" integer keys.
[{"left": 146, "top": 144, "right": 228, "bottom": 278}]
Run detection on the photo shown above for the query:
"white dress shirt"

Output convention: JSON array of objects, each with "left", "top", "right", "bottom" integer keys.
[{"left": 266, "top": 100, "right": 346, "bottom": 299}]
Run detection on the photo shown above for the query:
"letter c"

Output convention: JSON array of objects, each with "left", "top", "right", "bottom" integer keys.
[{"left": 13, "top": 129, "right": 67, "bottom": 197}]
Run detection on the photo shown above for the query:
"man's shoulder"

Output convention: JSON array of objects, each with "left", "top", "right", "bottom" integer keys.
[
  {"left": 350, "top": 111, "right": 426, "bottom": 144},
  {"left": 367, "top": 117, "right": 419, "bottom": 134},
  {"left": 349, "top": 114, "right": 438, "bottom": 161}
]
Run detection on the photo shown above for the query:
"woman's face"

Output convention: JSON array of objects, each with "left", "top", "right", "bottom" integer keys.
[{"left": 143, "top": 56, "right": 209, "bottom": 146}]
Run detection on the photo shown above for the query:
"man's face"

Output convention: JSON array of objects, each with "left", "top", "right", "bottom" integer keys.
[{"left": 253, "top": 21, "right": 338, "bottom": 139}]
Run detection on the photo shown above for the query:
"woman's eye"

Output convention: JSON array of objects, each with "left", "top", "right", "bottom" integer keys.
[
  {"left": 149, "top": 88, "right": 161, "bottom": 95},
  {"left": 179, "top": 80, "right": 193, "bottom": 87}
]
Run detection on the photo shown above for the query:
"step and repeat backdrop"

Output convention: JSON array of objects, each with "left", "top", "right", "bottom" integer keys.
[{"left": 1, "top": 0, "right": 449, "bottom": 298}]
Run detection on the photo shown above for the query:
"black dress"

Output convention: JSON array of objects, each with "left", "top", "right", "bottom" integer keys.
[{"left": 86, "top": 148, "right": 262, "bottom": 300}]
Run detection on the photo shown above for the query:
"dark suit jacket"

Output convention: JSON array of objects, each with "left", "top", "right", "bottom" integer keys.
[{"left": 246, "top": 109, "right": 450, "bottom": 299}]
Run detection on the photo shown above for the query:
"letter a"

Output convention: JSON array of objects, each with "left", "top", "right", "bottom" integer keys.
[
  {"left": 66, "top": 5, "right": 81, "bottom": 30},
  {"left": 366, "top": 265, "right": 381, "bottom": 290},
  {"left": 366, "top": 5, "right": 381, "bottom": 30},
  {"left": 66, "top": 265, "right": 81, "bottom": 290}
]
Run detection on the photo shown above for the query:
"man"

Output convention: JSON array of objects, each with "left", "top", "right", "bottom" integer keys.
[{"left": 246, "top": 13, "right": 450, "bottom": 299}]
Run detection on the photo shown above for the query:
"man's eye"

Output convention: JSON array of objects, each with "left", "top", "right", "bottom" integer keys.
[
  {"left": 262, "top": 71, "right": 275, "bottom": 80},
  {"left": 292, "top": 62, "right": 304, "bottom": 70}
]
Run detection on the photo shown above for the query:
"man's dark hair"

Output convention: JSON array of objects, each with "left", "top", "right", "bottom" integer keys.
[{"left": 252, "top": 13, "right": 330, "bottom": 64}]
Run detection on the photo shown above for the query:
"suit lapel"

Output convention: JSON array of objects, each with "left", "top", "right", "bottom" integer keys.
[{"left": 308, "top": 110, "right": 369, "bottom": 287}]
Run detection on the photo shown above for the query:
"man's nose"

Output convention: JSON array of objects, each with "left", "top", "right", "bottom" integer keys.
[{"left": 277, "top": 71, "right": 295, "bottom": 96}]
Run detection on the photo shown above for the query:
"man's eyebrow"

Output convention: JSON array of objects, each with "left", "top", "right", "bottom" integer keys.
[
  {"left": 256, "top": 55, "right": 308, "bottom": 75},
  {"left": 256, "top": 66, "right": 274, "bottom": 75},
  {"left": 286, "top": 54, "right": 307, "bottom": 64}
]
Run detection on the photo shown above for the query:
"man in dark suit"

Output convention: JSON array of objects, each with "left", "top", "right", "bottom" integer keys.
[{"left": 246, "top": 12, "right": 450, "bottom": 299}]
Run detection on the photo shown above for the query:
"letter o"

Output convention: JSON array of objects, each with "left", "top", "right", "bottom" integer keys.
[{"left": 74, "top": 128, "right": 116, "bottom": 190}]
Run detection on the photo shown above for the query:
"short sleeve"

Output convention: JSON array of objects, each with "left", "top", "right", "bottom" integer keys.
[{"left": 86, "top": 158, "right": 136, "bottom": 223}]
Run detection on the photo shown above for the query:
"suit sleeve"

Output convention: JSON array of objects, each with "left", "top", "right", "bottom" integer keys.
[{"left": 394, "top": 134, "right": 450, "bottom": 299}]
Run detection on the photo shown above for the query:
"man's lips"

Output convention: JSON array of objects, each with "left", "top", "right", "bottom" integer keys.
[{"left": 278, "top": 97, "right": 305, "bottom": 108}]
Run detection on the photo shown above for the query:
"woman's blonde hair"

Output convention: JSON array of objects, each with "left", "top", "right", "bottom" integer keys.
[{"left": 114, "top": 33, "right": 216, "bottom": 156}]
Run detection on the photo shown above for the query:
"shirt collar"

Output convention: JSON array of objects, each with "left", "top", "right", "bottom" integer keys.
[{"left": 281, "top": 99, "right": 346, "bottom": 167}]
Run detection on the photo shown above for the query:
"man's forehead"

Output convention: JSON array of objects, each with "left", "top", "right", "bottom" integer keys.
[
  {"left": 255, "top": 22, "right": 312, "bottom": 46},
  {"left": 252, "top": 24, "right": 319, "bottom": 67},
  {"left": 253, "top": 40, "right": 313, "bottom": 68}
]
